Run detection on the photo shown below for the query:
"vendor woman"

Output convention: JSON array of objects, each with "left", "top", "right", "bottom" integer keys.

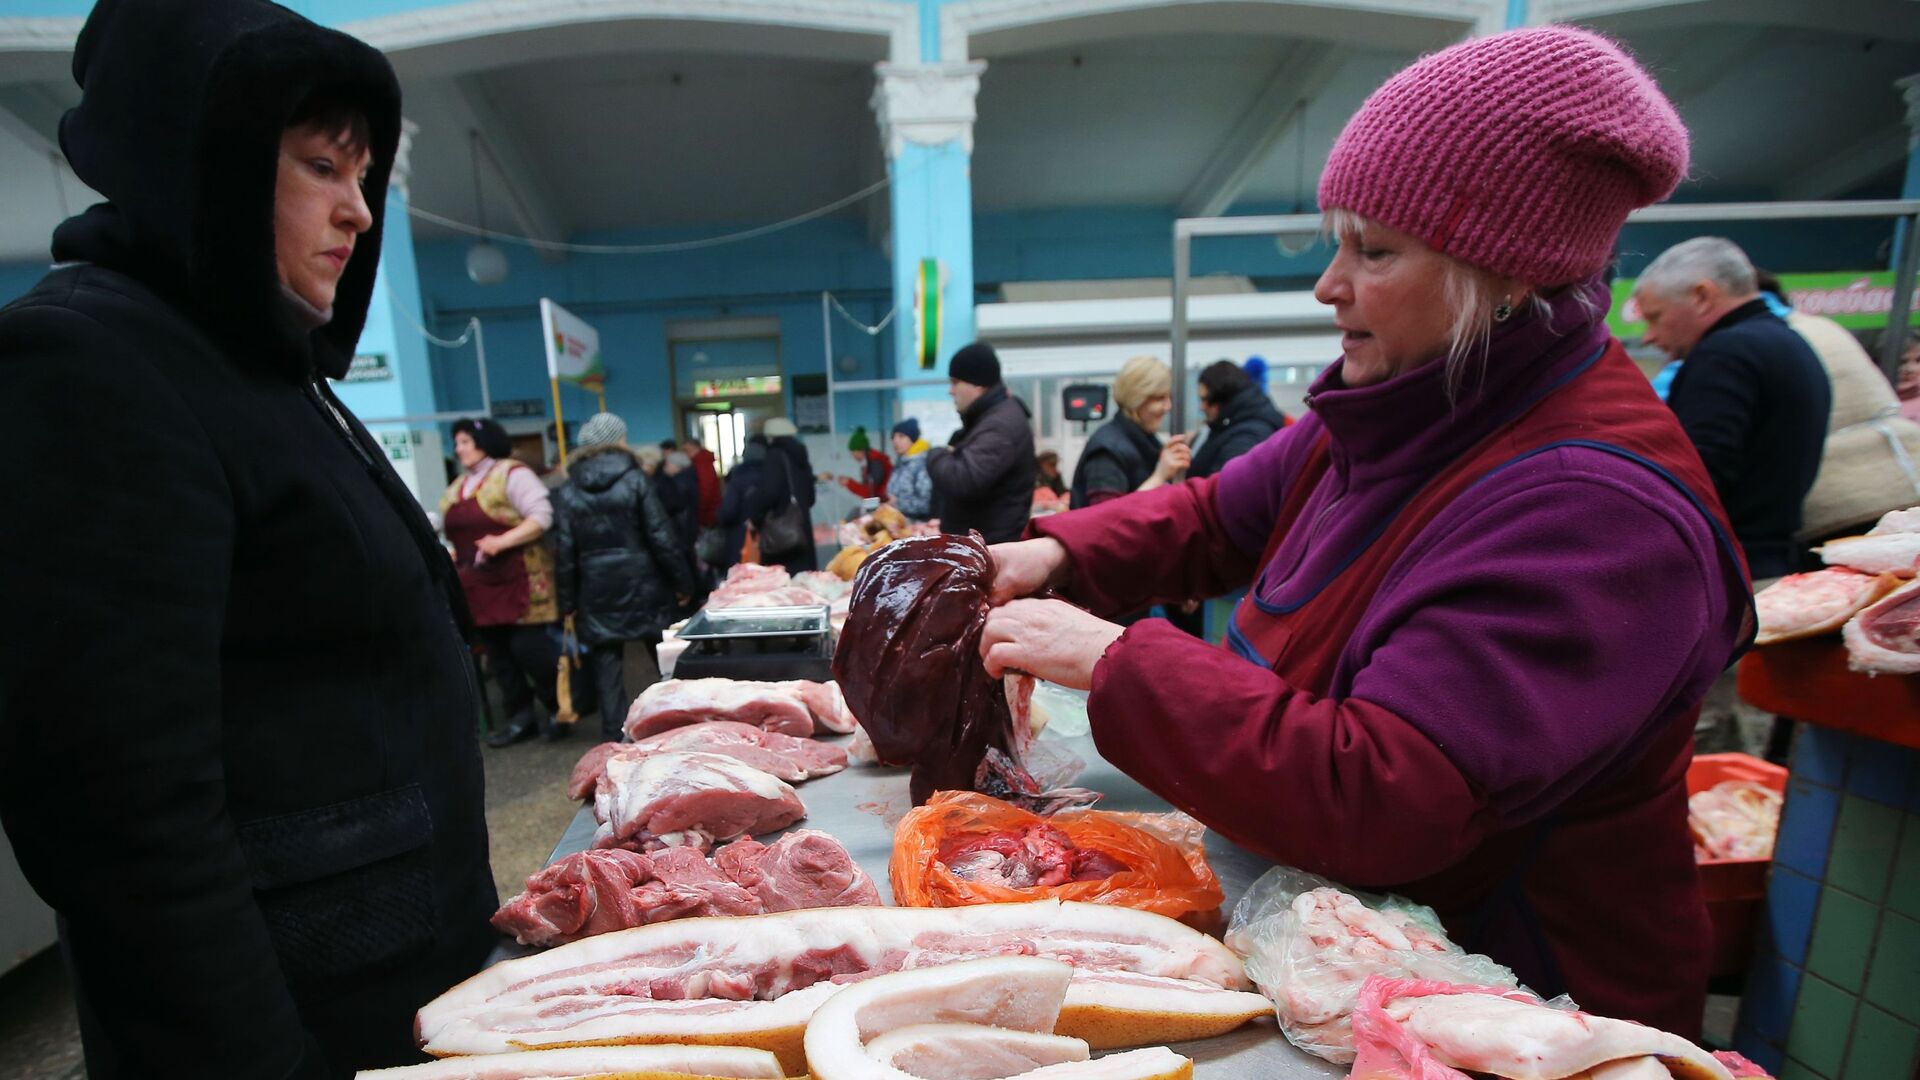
[{"left": 981, "top": 27, "right": 1749, "bottom": 1038}]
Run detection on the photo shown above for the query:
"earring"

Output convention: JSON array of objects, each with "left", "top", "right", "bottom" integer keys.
[{"left": 1493, "top": 295, "right": 1513, "bottom": 323}]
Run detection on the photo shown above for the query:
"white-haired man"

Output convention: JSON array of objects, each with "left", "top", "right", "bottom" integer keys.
[{"left": 1634, "top": 237, "right": 1830, "bottom": 580}]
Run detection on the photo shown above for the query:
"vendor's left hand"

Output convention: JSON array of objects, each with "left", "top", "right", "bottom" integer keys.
[
  {"left": 980, "top": 598, "right": 1125, "bottom": 691},
  {"left": 474, "top": 534, "right": 509, "bottom": 558}
]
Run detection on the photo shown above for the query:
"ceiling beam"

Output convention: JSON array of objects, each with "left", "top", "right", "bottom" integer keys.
[
  {"left": 1176, "top": 42, "right": 1342, "bottom": 219},
  {"left": 1646, "top": 26, "right": 1765, "bottom": 106},
  {"left": 451, "top": 74, "right": 570, "bottom": 263},
  {"left": 1778, "top": 122, "right": 1911, "bottom": 201},
  {"left": 1534, "top": 0, "right": 1920, "bottom": 44}
]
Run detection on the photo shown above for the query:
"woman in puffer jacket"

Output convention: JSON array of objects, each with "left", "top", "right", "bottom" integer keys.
[{"left": 553, "top": 413, "right": 696, "bottom": 740}]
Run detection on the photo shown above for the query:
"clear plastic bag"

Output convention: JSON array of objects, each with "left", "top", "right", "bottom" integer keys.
[{"left": 1224, "top": 866, "right": 1528, "bottom": 1064}]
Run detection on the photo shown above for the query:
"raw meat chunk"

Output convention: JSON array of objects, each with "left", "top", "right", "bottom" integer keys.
[
  {"left": 833, "top": 533, "right": 1026, "bottom": 805},
  {"left": 1844, "top": 576, "right": 1920, "bottom": 673},
  {"left": 1753, "top": 568, "right": 1901, "bottom": 645},
  {"left": 491, "top": 831, "right": 874, "bottom": 947},
  {"left": 714, "top": 829, "right": 880, "bottom": 912},
  {"left": 627, "top": 679, "right": 816, "bottom": 739},
  {"left": 569, "top": 724, "right": 847, "bottom": 800},
  {"left": 593, "top": 751, "right": 805, "bottom": 852}
]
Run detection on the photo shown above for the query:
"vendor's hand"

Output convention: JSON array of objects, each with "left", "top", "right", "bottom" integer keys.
[
  {"left": 986, "top": 538, "right": 1071, "bottom": 605},
  {"left": 1153, "top": 434, "right": 1191, "bottom": 482},
  {"left": 1179, "top": 598, "right": 1201, "bottom": 615},
  {"left": 474, "top": 534, "right": 510, "bottom": 559},
  {"left": 981, "top": 599, "right": 1124, "bottom": 691}
]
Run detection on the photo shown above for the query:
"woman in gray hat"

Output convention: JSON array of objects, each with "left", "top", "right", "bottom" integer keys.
[{"left": 553, "top": 414, "right": 696, "bottom": 738}]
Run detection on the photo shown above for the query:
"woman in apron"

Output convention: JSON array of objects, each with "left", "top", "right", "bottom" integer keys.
[
  {"left": 443, "top": 417, "right": 563, "bottom": 746},
  {"left": 977, "top": 27, "right": 1751, "bottom": 1041}
]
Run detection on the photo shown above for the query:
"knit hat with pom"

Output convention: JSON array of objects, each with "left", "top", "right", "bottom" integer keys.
[{"left": 1317, "top": 26, "right": 1688, "bottom": 286}]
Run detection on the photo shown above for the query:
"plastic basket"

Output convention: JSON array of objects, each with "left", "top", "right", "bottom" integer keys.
[{"left": 1687, "top": 753, "right": 1788, "bottom": 979}]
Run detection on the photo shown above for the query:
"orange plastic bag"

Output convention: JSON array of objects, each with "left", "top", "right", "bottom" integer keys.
[{"left": 889, "top": 790, "right": 1223, "bottom": 918}]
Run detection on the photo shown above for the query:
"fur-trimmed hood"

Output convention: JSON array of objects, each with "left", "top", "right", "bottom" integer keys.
[
  {"left": 566, "top": 442, "right": 650, "bottom": 493},
  {"left": 51, "top": 0, "right": 403, "bottom": 382}
]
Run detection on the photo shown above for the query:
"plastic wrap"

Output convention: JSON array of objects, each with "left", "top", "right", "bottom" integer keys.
[
  {"left": 1223, "top": 867, "right": 1525, "bottom": 1064},
  {"left": 889, "top": 790, "right": 1223, "bottom": 918}
]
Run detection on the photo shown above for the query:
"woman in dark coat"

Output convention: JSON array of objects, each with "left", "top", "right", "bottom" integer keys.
[
  {"left": 1070, "top": 355, "right": 1191, "bottom": 509},
  {"left": 754, "top": 418, "right": 820, "bottom": 574},
  {"left": 556, "top": 416, "right": 696, "bottom": 739},
  {"left": 0, "top": 1, "right": 496, "bottom": 1076}
]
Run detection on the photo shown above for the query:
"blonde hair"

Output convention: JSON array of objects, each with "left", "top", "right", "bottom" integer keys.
[
  {"left": 1111, "top": 355, "right": 1172, "bottom": 418},
  {"left": 1323, "top": 209, "right": 1589, "bottom": 399}
]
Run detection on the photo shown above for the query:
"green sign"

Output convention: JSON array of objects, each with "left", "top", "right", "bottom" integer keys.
[
  {"left": 379, "top": 430, "right": 416, "bottom": 461},
  {"left": 1610, "top": 271, "right": 1920, "bottom": 337},
  {"left": 343, "top": 353, "right": 391, "bottom": 382}
]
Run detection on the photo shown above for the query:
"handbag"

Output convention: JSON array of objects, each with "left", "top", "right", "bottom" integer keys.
[{"left": 755, "top": 450, "right": 811, "bottom": 555}]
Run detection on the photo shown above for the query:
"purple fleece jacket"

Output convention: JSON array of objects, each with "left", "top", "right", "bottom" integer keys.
[{"left": 1037, "top": 277, "right": 1748, "bottom": 861}]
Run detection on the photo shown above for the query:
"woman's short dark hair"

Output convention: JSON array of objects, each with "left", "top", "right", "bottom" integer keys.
[
  {"left": 1198, "top": 360, "right": 1253, "bottom": 404},
  {"left": 287, "top": 89, "right": 372, "bottom": 159},
  {"left": 451, "top": 417, "right": 512, "bottom": 460}
]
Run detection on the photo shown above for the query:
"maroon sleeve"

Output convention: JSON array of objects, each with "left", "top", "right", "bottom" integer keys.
[
  {"left": 1087, "top": 618, "right": 1495, "bottom": 887},
  {"left": 1028, "top": 476, "right": 1257, "bottom": 619}
]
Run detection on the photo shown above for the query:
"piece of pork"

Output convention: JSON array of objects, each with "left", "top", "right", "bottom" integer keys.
[
  {"left": 570, "top": 724, "right": 847, "bottom": 800},
  {"left": 593, "top": 750, "right": 805, "bottom": 852},
  {"left": 416, "top": 900, "right": 1272, "bottom": 1069},
  {"left": 785, "top": 680, "right": 861, "bottom": 734},
  {"left": 1817, "top": 531, "right": 1920, "bottom": 576},
  {"left": 626, "top": 679, "right": 816, "bottom": 740},
  {"left": 490, "top": 848, "right": 762, "bottom": 947},
  {"left": 804, "top": 956, "right": 1193, "bottom": 1080},
  {"left": 1842, "top": 576, "right": 1920, "bottom": 674},
  {"left": 1753, "top": 568, "right": 1903, "bottom": 646},
  {"left": 1351, "top": 977, "right": 1733, "bottom": 1080},
  {"left": 714, "top": 829, "right": 880, "bottom": 912}
]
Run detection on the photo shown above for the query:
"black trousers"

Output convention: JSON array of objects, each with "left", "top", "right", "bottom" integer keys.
[
  {"left": 587, "top": 636, "right": 663, "bottom": 741},
  {"left": 476, "top": 623, "right": 558, "bottom": 717}
]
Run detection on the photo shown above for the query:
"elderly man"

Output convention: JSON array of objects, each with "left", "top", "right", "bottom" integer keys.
[
  {"left": 1635, "top": 237, "right": 1830, "bottom": 580},
  {"left": 925, "top": 342, "right": 1037, "bottom": 543}
]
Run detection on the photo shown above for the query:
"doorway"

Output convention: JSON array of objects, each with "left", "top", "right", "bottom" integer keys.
[{"left": 668, "top": 318, "right": 784, "bottom": 474}]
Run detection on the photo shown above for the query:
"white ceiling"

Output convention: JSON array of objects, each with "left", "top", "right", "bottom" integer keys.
[{"left": 1, "top": 6, "right": 1916, "bottom": 264}]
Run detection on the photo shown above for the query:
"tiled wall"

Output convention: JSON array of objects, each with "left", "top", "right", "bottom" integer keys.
[{"left": 1735, "top": 724, "right": 1920, "bottom": 1080}]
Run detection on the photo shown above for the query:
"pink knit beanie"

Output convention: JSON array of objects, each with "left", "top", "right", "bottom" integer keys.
[{"left": 1317, "top": 26, "right": 1688, "bottom": 286}]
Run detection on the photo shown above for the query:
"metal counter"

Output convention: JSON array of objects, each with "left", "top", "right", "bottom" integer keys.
[{"left": 499, "top": 727, "right": 1342, "bottom": 1079}]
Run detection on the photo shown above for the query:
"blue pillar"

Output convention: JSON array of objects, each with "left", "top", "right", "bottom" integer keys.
[
  {"left": 332, "top": 120, "right": 449, "bottom": 506},
  {"left": 873, "top": 59, "right": 984, "bottom": 435},
  {"left": 1505, "top": 0, "right": 1527, "bottom": 30}
]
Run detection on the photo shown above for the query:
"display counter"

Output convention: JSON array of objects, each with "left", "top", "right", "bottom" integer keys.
[{"left": 494, "top": 729, "right": 1342, "bottom": 1079}]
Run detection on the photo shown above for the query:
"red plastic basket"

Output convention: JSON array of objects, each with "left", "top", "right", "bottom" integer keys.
[{"left": 1687, "top": 753, "right": 1788, "bottom": 979}]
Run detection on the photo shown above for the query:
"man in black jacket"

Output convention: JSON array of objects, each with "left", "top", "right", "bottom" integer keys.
[
  {"left": 926, "top": 342, "right": 1038, "bottom": 544},
  {"left": 1636, "top": 237, "right": 1831, "bottom": 579},
  {"left": 0, "top": 1, "right": 496, "bottom": 1076},
  {"left": 1188, "top": 360, "right": 1289, "bottom": 479}
]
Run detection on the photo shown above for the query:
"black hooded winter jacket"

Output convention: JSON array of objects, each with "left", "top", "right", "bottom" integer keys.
[
  {"left": 554, "top": 446, "right": 697, "bottom": 645},
  {"left": 0, "top": 2, "right": 495, "bottom": 1076}
]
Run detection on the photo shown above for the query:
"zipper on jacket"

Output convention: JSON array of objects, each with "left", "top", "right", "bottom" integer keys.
[{"left": 305, "top": 379, "right": 376, "bottom": 468}]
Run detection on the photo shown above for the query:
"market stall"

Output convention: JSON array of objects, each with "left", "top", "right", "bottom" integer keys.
[{"left": 498, "top": 727, "right": 1344, "bottom": 1079}]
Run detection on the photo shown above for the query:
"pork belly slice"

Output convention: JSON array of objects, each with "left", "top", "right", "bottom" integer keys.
[
  {"left": 491, "top": 848, "right": 763, "bottom": 948},
  {"left": 416, "top": 900, "right": 1270, "bottom": 1071},
  {"left": 1817, "top": 531, "right": 1920, "bottom": 576},
  {"left": 1361, "top": 980, "right": 1733, "bottom": 1080},
  {"left": 1753, "top": 568, "right": 1903, "bottom": 646},
  {"left": 570, "top": 724, "right": 848, "bottom": 800},
  {"left": 1843, "top": 577, "right": 1920, "bottom": 674},
  {"left": 355, "top": 1043, "right": 783, "bottom": 1078},
  {"left": 593, "top": 751, "right": 804, "bottom": 852},
  {"left": 626, "top": 680, "right": 816, "bottom": 740},
  {"left": 805, "top": 956, "right": 1191, "bottom": 1080}
]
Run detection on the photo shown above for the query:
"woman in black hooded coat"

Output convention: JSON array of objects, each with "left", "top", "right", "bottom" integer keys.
[{"left": 0, "top": 1, "right": 495, "bottom": 1076}]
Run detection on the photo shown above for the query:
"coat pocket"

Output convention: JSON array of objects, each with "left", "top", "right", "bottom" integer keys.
[{"left": 236, "top": 784, "right": 437, "bottom": 989}]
